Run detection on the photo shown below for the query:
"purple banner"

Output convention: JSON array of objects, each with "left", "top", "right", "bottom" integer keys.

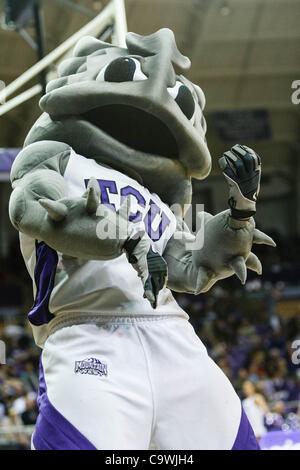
[
  {"left": 0, "top": 149, "right": 20, "bottom": 179},
  {"left": 260, "top": 430, "right": 300, "bottom": 450}
]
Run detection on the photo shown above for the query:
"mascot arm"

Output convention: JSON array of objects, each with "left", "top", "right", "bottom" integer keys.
[
  {"left": 9, "top": 141, "right": 167, "bottom": 308},
  {"left": 164, "top": 145, "right": 276, "bottom": 294}
]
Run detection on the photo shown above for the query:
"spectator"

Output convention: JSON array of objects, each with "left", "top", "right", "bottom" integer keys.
[
  {"left": 21, "top": 393, "right": 38, "bottom": 426},
  {"left": 242, "top": 380, "right": 269, "bottom": 439}
]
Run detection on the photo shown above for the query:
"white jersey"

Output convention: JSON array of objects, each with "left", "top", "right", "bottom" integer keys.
[{"left": 20, "top": 150, "right": 187, "bottom": 348}]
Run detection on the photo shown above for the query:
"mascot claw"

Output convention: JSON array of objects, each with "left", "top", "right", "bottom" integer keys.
[
  {"left": 253, "top": 228, "right": 276, "bottom": 247},
  {"left": 246, "top": 252, "right": 262, "bottom": 275},
  {"left": 192, "top": 213, "right": 276, "bottom": 295},
  {"left": 229, "top": 256, "right": 247, "bottom": 285}
]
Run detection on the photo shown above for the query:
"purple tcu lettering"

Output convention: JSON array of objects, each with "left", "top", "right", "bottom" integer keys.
[
  {"left": 145, "top": 200, "right": 171, "bottom": 241},
  {"left": 121, "top": 185, "right": 146, "bottom": 222},
  {"left": 85, "top": 179, "right": 171, "bottom": 241}
]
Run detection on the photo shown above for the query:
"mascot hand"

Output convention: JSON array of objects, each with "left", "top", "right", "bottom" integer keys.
[
  {"left": 219, "top": 144, "right": 261, "bottom": 220},
  {"left": 123, "top": 237, "right": 167, "bottom": 309},
  {"left": 192, "top": 210, "right": 276, "bottom": 294}
]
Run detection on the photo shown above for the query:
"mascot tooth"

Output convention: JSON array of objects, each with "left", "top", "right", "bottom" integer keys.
[{"left": 9, "top": 28, "right": 275, "bottom": 450}]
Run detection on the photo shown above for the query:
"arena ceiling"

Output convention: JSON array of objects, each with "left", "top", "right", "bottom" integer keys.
[{"left": 0, "top": 0, "right": 299, "bottom": 179}]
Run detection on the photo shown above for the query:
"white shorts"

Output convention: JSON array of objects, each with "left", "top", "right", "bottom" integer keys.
[{"left": 32, "top": 316, "right": 259, "bottom": 450}]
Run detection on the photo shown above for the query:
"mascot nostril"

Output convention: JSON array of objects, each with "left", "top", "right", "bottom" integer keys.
[{"left": 9, "top": 27, "right": 275, "bottom": 450}]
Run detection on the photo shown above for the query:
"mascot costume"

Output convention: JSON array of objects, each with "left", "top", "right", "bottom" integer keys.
[{"left": 9, "top": 29, "right": 275, "bottom": 449}]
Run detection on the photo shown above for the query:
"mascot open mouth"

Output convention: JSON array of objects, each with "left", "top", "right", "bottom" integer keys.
[{"left": 82, "top": 104, "right": 179, "bottom": 159}]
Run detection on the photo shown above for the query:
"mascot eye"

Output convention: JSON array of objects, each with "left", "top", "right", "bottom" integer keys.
[
  {"left": 97, "top": 57, "right": 147, "bottom": 82},
  {"left": 167, "top": 81, "right": 195, "bottom": 122}
]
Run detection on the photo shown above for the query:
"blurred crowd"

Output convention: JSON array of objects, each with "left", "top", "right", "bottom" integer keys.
[
  {"left": 0, "top": 320, "right": 39, "bottom": 449},
  {"left": 177, "top": 289, "right": 300, "bottom": 439},
  {"left": 0, "top": 231, "right": 299, "bottom": 448}
]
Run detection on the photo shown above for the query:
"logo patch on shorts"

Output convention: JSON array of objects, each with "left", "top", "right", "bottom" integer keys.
[{"left": 74, "top": 358, "right": 108, "bottom": 376}]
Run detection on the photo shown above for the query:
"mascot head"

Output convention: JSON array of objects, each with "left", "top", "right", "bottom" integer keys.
[{"left": 25, "top": 28, "right": 211, "bottom": 207}]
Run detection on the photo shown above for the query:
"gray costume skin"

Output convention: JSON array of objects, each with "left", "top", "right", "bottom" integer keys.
[{"left": 9, "top": 29, "right": 275, "bottom": 302}]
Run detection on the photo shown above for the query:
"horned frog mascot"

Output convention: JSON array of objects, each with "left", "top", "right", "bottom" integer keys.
[{"left": 9, "top": 29, "right": 274, "bottom": 450}]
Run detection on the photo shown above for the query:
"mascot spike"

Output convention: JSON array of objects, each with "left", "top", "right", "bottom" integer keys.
[
  {"left": 85, "top": 187, "right": 99, "bottom": 214},
  {"left": 126, "top": 28, "right": 191, "bottom": 70},
  {"left": 39, "top": 199, "right": 67, "bottom": 221},
  {"left": 253, "top": 229, "right": 276, "bottom": 247},
  {"left": 246, "top": 252, "right": 262, "bottom": 275},
  {"left": 230, "top": 256, "right": 247, "bottom": 284},
  {"left": 87, "top": 177, "right": 100, "bottom": 198}
]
